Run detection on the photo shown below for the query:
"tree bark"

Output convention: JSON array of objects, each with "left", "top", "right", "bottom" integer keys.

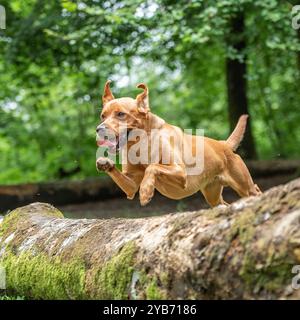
[
  {"left": 226, "top": 12, "right": 257, "bottom": 159},
  {"left": 1, "top": 178, "right": 300, "bottom": 299}
]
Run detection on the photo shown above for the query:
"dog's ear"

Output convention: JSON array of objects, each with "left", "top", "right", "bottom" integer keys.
[
  {"left": 136, "top": 83, "right": 150, "bottom": 114},
  {"left": 102, "top": 80, "right": 115, "bottom": 105}
]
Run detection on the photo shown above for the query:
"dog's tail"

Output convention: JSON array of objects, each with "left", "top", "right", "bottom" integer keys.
[{"left": 226, "top": 114, "right": 248, "bottom": 151}]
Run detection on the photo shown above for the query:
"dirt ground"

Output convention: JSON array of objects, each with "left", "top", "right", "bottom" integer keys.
[{"left": 59, "top": 175, "right": 293, "bottom": 219}]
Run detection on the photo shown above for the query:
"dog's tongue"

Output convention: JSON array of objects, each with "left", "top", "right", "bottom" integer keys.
[{"left": 97, "top": 139, "right": 116, "bottom": 147}]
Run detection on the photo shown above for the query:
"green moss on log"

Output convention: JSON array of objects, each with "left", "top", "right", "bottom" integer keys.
[
  {"left": 145, "top": 277, "right": 165, "bottom": 300},
  {"left": 228, "top": 209, "right": 255, "bottom": 244},
  {"left": 0, "top": 203, "right": 63, "bottom": 238},
  {"left": 1, "top": 241, "right": 139, "bottom": 300},
  {"left": 0, "top": 211, "right": 20, "bottom": 238},
  {"left": 2, "top": 249, "right": 86, "bottom": 299},
  {"left": 89, "top": 242, "right": 136, "bottom": 299},
  {"left": 134, "top": 270, "right": 167, "bottom": 300},
  {"left": 240, "top": 249, "right": 294, "bottom": 293}
]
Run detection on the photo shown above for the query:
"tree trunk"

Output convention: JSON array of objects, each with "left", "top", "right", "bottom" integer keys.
[
  {"left": 298, "top": 29, "right": 300, "bottom": 77},
  {"left": 226, "top": 12, "right": 257, "bottom": 159},
  {"left": 1, "top": 178, "right": 300, "bottom": 299},
  {"left": 0, "top": 176, "right": 123, "bottom": 212}
]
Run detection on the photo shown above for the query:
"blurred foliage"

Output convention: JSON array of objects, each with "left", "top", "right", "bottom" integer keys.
[{"left": 0, "top": 0, "right": 299, "bottom": 184}]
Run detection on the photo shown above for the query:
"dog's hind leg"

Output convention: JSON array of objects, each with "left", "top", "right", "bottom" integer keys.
[
  {"left": 201, "top": 181, "right": 229, "bottom": 207},
  {"left": 224, "top": 154, "right": 262, "bottom": 198}
]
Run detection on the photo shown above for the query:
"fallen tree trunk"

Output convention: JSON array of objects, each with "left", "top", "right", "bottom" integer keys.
[
  {"left": 1, "top": 178, "right": 300, "bottom": 300},
  {"left": 0, "top": 177, "right": 123, "bottom": 212},
  {"left": 246, "top": 159, "right": 300, "bottom": 177}
]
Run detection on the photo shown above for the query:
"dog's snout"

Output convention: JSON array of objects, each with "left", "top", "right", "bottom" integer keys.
[{"left": 96, "top": 124, "right": 106, "bottom": 134}]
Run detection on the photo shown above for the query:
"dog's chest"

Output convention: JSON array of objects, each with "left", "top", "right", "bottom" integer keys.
[{"left": 154, "top": 175, "right": 205, "bottom": 200}]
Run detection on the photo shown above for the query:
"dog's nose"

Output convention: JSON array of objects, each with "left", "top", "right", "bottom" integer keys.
[{"left": 96, "top": 124, "right": 106, "bottom": 134}]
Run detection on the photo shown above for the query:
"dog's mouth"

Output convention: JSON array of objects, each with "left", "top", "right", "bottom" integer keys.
[{"left": 96, "top": 130, "right": 131, "bottom": 154}]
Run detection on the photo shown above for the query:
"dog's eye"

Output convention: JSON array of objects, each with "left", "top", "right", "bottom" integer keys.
[{"left": 116, "top": 112, "right": 126, "bottom": 119}]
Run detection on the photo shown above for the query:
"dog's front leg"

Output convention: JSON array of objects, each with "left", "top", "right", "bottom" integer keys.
[
  {"left": 96, "top": 157, "right": 139, "bottom": 199},
  {"left": 139, "top": 164, "right": 186, "bottom": 206}
]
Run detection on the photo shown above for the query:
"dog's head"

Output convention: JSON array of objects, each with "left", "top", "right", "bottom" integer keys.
[{"left": 96, "top": 80, "right": 150, "bottom": 153}]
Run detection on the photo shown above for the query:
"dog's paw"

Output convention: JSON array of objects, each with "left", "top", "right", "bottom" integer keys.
[
  {"left": 139, "top": 195, "right": 152, "bottom": 206},
  {"left": 139, "top": 183, "right": 155, "bottom": 206},
  {"left": 96, "top": 157, "right": 114, "bottom": 172}
]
